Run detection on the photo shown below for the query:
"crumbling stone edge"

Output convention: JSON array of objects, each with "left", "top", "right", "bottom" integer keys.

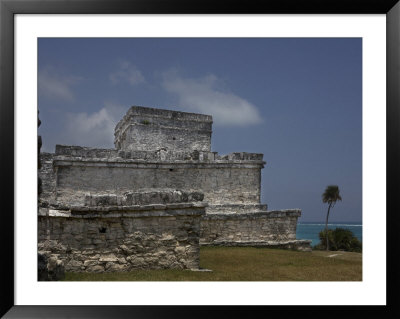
[{"left": 200, "top": 240, "right": 312, "bottom": 252}]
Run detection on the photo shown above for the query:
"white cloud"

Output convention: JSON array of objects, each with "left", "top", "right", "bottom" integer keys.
[
  {"left": 38, "top": 67, "right": 82, "bottom": 101},
  {"left": 161, "top": 71, "right": 263, "bottom": 126},
  {"left": 64, "top": 102, "right": 126, "bottom": 148},
  {"left": 109, "top": 61, "right": 145, "bottom": 86}
]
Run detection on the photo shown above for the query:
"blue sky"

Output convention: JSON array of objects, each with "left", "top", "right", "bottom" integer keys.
[{"left": 38, "top": 38, "right": 362, "bottom": 222}]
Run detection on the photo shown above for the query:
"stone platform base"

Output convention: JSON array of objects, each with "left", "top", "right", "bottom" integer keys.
[
  {"left": 38, "top": 191, "right": 207, "bottom": 272},
  {"left": 200, "top": 210, "right": 303, "bottom": 245},
  {"left": 200, "top": 240, "right": 312, "bottom": 252}
]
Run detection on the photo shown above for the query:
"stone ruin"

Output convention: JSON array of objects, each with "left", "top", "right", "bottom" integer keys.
[{"left": 38, "top": 106, "right": 311, "bottom": 274}]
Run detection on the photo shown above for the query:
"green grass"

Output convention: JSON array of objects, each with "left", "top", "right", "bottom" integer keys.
[{"left": 64, "top": 247, "right": 362, "bottom": 281}]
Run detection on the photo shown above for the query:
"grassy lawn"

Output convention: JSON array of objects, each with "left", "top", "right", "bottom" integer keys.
[{"left": 64, "top": 247, "right": 362, "bottom": 281}]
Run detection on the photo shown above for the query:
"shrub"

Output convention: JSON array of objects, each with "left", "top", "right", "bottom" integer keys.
[{"left": 315, "top": 228, "right": 362, "bottom": 252}]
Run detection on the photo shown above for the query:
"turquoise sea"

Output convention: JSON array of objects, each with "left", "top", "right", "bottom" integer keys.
[{"left": 296, "top": 222, "right": 362, "bottom": 247}]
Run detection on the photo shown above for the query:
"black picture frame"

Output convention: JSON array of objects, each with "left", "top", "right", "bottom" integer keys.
[{"left": 1, "top": 0, "right": 399, "bottom": 318}]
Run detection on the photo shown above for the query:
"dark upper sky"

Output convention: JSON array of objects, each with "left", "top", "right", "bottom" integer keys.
[{"left": 38, "top": 38, "right": 362, "bottom": 222}]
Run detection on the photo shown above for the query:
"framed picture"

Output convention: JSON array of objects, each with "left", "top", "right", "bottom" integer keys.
[{"left": 1, "top": 0, "right": 399, "bottom": 317}]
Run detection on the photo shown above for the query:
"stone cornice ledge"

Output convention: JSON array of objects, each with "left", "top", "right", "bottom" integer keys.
[
  {"left": 39, "top": 202, "right": 208, "bottom": 219},
  {"left": 70, "top": 202, "right": 208, "bottom": 212},
  {"left": 53, "top": 157, "right": 266, "bottom": 168},
  {"left": 204, "top": 209, "right": 301, "bottom": 218},
  {"left": 200, "top": 239, "right": 312, "bottom": 247}
]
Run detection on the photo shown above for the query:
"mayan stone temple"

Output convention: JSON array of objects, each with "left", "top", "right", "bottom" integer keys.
[{"left": 38, "top": 106, "right": 311, "bottom": 273}]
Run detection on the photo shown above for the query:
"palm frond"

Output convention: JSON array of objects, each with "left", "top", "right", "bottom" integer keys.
[{"left": 322, "top": 185, "right": 342, "bottom": 204}]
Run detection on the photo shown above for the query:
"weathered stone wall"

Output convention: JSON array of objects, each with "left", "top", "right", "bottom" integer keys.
[
  {"left": 38, "top": 252, "right": 65, "bottom": 281},
  {"left": 206, "top": 204, "right": 268, "bottom": 214},
  {"left": 119, "top": 124, "right": 212, "bottom": 152},
  {"left": 114, "top": 106, "right": 213, "bottom": 152},
  {"left": 50, "top": 147, "right": 264, "bottom": 210},
  {"left": 38, "top": 205, "right": 205, "bottom": 272},
  {"left": 38, "top": 153, "right": 56, "bottom": 205},
  {"left": 200, "top": 210, "right": 301, "bottom": 244},
  {"left": 55, "top": 165, "right": 261, "bottom": 207},
  {"left": 54, "top": 145, "right": 263, "bottom": 162}
]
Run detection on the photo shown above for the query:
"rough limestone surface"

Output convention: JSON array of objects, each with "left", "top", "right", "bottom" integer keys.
[
  {"left": 38, "top": 252, "right": 65, "bottom": 281},
  {"left": 38, "top": 153, "right": 57, "bottom": 206},
  {"left": 38, "top": 105, "right": 311, "bottom": 273},
  {"left": 114, "top": 106, "right": 213, "bottom": 152},
  {"left": 51, "top": 146, "right": 264, "bottom": 210},
  {"left": 38, "top": 214, "right": 204, "bottom": 272},
  {"left": 38, "top": 196, "right": 206, "bottom": 272},
  {"left": 200, "top": 210, "right": 312, "bottom": 251},
  {"left": 200, "top": 210, "right": 301, "bottom": 243}
]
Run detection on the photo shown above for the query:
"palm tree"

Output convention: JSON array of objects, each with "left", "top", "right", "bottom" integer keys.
[{"left": 322, "top": 185, "right": 342, "bottom": 250}]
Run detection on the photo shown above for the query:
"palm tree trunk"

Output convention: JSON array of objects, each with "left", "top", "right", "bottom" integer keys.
[{"left": 325, "top": 203, "right": 331, "bottom": 250}]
